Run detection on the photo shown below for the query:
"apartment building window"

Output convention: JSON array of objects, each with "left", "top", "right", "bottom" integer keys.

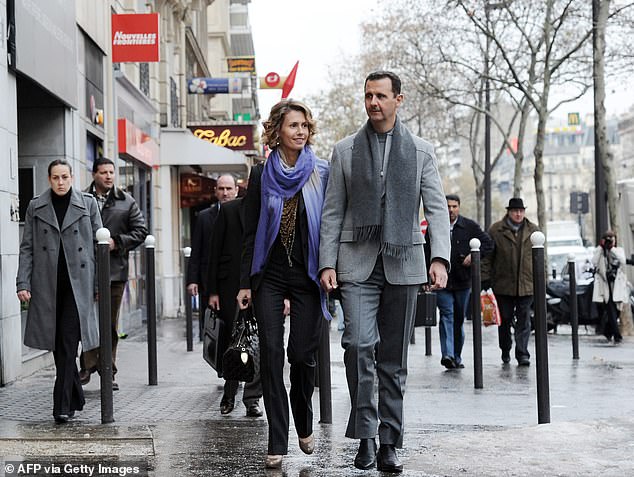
[
  {"left": 230, "top": 12, "right": 248, "bottom": 26},
  {"left": 140, "top": 63, "right": 150, "bottom": 97}
]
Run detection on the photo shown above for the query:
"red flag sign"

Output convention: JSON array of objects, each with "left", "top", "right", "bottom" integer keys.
[
  {"left": 281, "top": 61, "right": 299, "bottom": 99},
  {"left": 112, "top": 13, "right": 160, "bottom": 63}
]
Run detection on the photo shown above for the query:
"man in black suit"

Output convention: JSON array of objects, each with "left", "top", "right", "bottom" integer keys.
[
  {"left": 187, "top": 175, "right": 237, "bottom": 340},
  {"left": 208, "top": 197, "right": 263, "bottom": 417},
  {"left": 434, "top": 194, "right": 493, "bottom": 369}
]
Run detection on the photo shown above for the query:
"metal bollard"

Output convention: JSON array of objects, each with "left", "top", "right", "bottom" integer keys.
[
  {"left": 318, "top": 318, "right": 333, "bottom": 424},
  {"left": 531, "top": 231, "right": 551, "bottom": 424},
  {"left": 470, "top": 238, "right": 483, "bottom": 389},
  {"left": 568, "top": 254, "right": 580, "bottom": 360},
  {"left": 145, "top": 235, "right": 158, "bottom": 385},
  {"left": 183, "top": 247, "right": 193, "bottom": 352},
  {"left": 96, "top": 228, "right": 114, "bottom": 424}
]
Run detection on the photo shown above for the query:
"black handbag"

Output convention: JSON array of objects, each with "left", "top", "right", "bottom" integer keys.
[
  {"left": 202, "top": 307, "right": 224, "bottom": 376},
  {"left": 414, "top": 289, "right": 437, "bottom": 327},
  {"left": 222, "top": 306, "right": 259, "bottom": 382}
]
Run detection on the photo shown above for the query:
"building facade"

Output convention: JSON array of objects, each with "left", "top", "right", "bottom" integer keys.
[{"left": 0, "top": 0, "right": 257, "bottom": 384}]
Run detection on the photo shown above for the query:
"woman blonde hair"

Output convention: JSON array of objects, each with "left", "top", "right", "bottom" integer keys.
[{"left": 261, "top": 99, "right": 317, "bottom": 148}]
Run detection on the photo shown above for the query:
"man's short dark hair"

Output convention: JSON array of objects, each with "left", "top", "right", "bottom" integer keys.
[
  {"left": 93, "top": 157, "right": 115, "bottom": 174},
  {"left": 446, "top": 194, "right": 461, "bottom": 204},
  {"left": 365, "top": 70, "right": 402, "bottom": 96}
]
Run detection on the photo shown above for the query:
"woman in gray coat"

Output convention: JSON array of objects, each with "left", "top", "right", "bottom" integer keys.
[{"left": 17, "top": 159, "right": 102, "bottom": 423}]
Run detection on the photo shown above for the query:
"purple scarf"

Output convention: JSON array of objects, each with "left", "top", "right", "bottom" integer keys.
[{"left": 251, "top": 146, "right": 331, "bottom": 319}]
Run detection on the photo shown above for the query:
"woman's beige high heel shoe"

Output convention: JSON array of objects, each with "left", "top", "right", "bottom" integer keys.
[
  {"left": 265, "top": 455, "right": 283, "bottom": 469},
  {"left": 298, "top": 434, "right": 315, "bottom": 455}
]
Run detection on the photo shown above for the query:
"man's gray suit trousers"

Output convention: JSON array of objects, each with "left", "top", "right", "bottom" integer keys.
[{"left": 339, "top": 255, "right": 418, "bottom": 447}]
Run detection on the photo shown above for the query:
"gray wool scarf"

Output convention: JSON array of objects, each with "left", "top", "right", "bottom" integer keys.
[{"left": 351, "top": 117, "right": 418, "bottom": 259}]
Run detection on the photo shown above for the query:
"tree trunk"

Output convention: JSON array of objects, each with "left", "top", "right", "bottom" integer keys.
[
  {"left": 513, "top": 98, "right": 532, "bottom": 197},
  {"left": 533, "top": 0, "right": 555, "bottom": 235},
  {"left": 534, "top": 102, "right": 549, "bottom": 233},
  {"left": 472, "top": 111, "right": 484, "bottom": 225},
  {"left": 593, "top": 0, "right": 618, "bottom": 237}
]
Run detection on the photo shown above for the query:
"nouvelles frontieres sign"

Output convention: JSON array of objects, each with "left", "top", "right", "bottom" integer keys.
[{"left": 112, "top": 13, "right": 160, "bottom": 63}]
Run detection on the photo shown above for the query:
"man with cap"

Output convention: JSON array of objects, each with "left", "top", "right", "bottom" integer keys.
[{"left": 482, "top": 198, "right": 540, "bottom": 366}]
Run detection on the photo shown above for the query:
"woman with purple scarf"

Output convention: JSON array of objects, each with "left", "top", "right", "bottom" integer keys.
[{"left": 237, "top": 99, "right": 329, "bottom": 469}]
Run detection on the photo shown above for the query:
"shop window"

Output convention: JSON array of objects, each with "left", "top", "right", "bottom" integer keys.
[
  {"left": 116, "top": 157, "right": 137, "bottom": 197},
  {"left": 86, "top": 133, "right": 103, "bottom": 174}
]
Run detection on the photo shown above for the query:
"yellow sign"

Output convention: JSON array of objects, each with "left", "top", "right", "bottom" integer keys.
[
  {"left": 227, "top": 56, "right": 256, "bottom": 73},
  {"left": 193, "top": 128, "right": 247, "bottom": 148},
  {"left": 568, "top": 112, "right": 580, "bottom": 126}
]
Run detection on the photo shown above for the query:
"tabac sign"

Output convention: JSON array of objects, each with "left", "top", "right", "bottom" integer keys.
[
  {"left": 189, "top": 124, "right": 255, "bottom": 152},
  {"left": 112, "top": 13, "right": 160, "bottom": 63}
]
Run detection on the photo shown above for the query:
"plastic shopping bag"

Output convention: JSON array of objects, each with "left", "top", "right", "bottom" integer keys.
[{"left": 480, "top": 288, "right": 501, "bottom": 326}]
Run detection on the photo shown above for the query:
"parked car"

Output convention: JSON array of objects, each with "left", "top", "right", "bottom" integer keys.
[
  {"left": 546, "top": 220, "right": 591, "bottom": 280},
  {"left": 547, "top": 246, "right": 593, "bottom": 280}
]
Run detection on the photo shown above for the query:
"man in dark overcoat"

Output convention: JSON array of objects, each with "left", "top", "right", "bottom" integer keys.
[
  {"left": 187, "top": 174, "right": 238, "bottom": 340},
  {"left": 208, "top": 197, "right": 263, "bottom": 417}
]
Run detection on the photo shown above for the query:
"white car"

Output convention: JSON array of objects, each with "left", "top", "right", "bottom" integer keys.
[{"left": 547, "top": 245, "right": 593, "bottom": 281}]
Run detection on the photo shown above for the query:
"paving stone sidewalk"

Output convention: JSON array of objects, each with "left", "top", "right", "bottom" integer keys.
[{"left": 1, "top": 317, "right": 634, "bottom": 476}]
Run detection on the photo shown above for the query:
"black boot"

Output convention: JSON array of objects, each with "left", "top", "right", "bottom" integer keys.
[
  {"left": 377, "top": 444, "right": 403, "bottom": 473},
  {"left": 354, "top": 438, "right": 377, "bottom": 470}
]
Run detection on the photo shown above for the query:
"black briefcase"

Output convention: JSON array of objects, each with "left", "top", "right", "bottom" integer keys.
[
  {"left": 414, "top": 290, "right": 437, "bottom": 327},
  {"left": 202, "top": 307, "right": 224, "bottom": 376}
]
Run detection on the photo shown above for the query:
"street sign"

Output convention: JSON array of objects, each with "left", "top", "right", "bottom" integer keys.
[
  {"left": 570, "top": 191, "right": 589, "bottom": 214},
  {"left": 187, "top": 78, "right": 242, "bottom": 94},
  {"left": 568, "top": 112, "right": 580, "bottom": 126}
]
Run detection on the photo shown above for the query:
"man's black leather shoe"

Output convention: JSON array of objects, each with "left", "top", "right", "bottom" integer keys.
[
  {"left": 377, "top": 444, "right": 403, "bottom": 473},
  {"left": 354, "top": 438, "right": 377, "bottom": 470},
  {"left": 441, "top": 356, "right": 456, "bottom": 369},
  {"left": 246, "top": 402, "right": 263, "bottom": 417},
  {"left": 220, "top": 400, "right": 234, "bottom": 415},
  {"left": 54, "top": 414, "right": 70, "bottom": 424}
]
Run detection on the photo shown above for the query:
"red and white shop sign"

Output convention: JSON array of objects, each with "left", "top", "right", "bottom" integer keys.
[
  {"left": 118, "top": 119, "right": 159, "bottom": 167},
  {"left": 112, "top": 13, "right": 160, "bottom": 63}
]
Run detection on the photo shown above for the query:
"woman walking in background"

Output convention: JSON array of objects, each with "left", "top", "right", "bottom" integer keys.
[
  {"left": 17, "top": 159, "right": 102, "bottom": 423},
  {"left": 592, "top": 230, "right": 628, "bottom": 343},
  {"left": 237, "top": 99, "right": 329, "bottom": 469}
]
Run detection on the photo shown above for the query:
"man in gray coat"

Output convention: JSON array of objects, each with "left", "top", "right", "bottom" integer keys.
[
  {"left": 319, "top": 71, "right": 450, "bottom": 473},
  {"left": 80, "top": 158, "right": 148, "bottom": 390}
]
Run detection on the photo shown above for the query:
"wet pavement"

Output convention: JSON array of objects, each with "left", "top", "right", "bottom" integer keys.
[{"left": 1, "top": 315, "right": 634, "bottom": 476}]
